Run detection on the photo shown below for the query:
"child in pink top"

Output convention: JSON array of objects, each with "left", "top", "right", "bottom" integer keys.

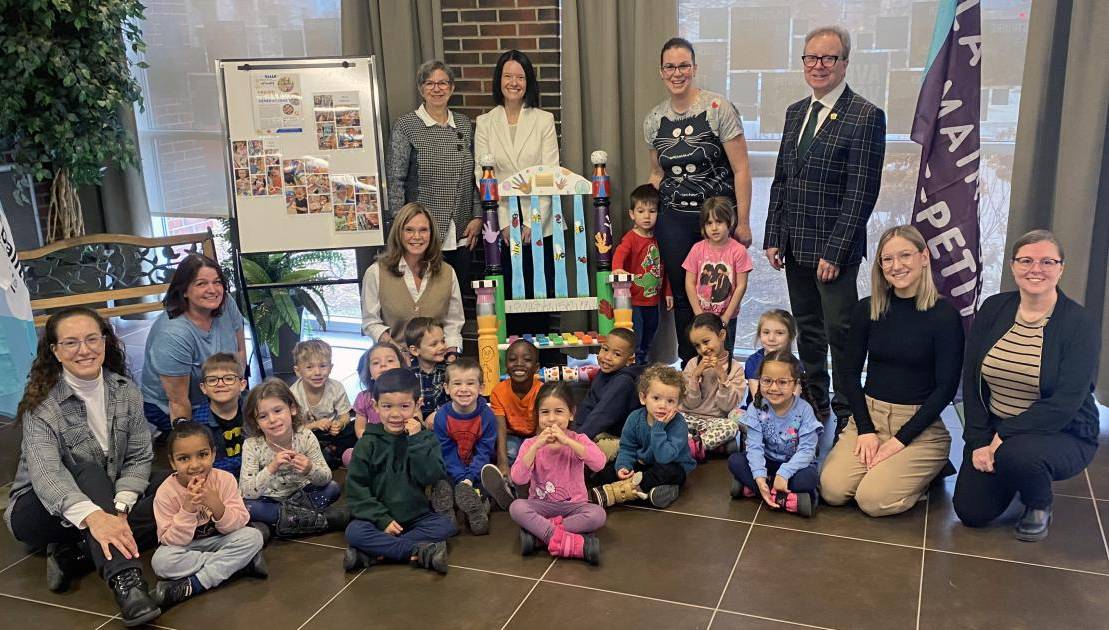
[
  {"left": 682, "top": 197, "right": 753, "bottom": 354},
  {"left": 151, "top": 422, "right": 266, "bottom": 609},
  {"left": 342, "top": 343, "right": 405, "bottom": 467},
  {"left": 508, "top": 382, "right": 607, "bottom": 564}
]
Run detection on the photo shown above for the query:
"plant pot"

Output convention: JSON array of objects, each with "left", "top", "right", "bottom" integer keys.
[{"left": 267, "top": 322, "right": 303, "bottom": 381}]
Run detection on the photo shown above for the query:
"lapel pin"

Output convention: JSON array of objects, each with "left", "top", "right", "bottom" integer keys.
[{"left": 830, "top": 112, "right": 838, "bottom": 120}]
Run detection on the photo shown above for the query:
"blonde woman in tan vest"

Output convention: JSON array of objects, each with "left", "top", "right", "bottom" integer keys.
[{"left": 361, "top": 203, "right": 464, "bottom": 354}]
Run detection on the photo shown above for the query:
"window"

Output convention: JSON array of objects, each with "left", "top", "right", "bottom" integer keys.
[{"left": 678, "top": 0, "right": 1031, "bottom": 351}]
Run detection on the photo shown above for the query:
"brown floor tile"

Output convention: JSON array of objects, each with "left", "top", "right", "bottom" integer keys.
[
  {"left": 0, "top": 593, "right": 112, "bottom": 629},
  {"left": 1085, "top": 444, "right": 1109, "bottom": 499},
  {"left": 926, "top": 483, "right": 1109, "bottom": 573},
  {"left": 543, "top": 508, "right": 746, "bottom": 607},
  {"left": 154, "top": 540, "right": 349, "bottom": 629},
  {"left": 720, "top": 526, "right": 919, "bottom": 630},
  {"left": 1053, "top": 468, "right": 1092, "bottom": 497},
  {"left": 0, "top": 550, "right": 146, "bottom": 616},
  {"left": 302, "top": 562, "right": 533, "bottom": 630},
  {"left": 668, "top": 460, "right": 759, "bottom": 522},
  {"left": 506, "top": 581, "right": 712, "bottom": 630},
  {"left": 0, "top": 528, "right": 34, "bottom": 572},
  {"left": 448, "top": 511, "right": 556, "bottom": 578},
  {"left": 918, "top": 550, "right": 1109, "bottom": 630},
  {"left": 755, "top": 495, "right": 926, "bottom": 547},
  {"left": 710, "top": 610, "right": 826, "bottom": 629}
]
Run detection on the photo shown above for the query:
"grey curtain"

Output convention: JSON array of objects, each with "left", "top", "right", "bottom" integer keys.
[
  {"left": 1008, "top": 0, "right": 1109, "bottom": 399},
  {"left": 561, "top": 0, "right": 678, "bottom": 361},
  {"left": 98, "top": 106, "right": 153, "bottom": 237}
]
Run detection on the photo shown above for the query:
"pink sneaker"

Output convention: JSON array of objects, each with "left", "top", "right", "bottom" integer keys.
[{"left": 688, "top": 434, "right": 706, "bottom": 462}]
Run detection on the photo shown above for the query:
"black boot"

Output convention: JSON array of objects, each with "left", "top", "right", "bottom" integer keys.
[
  {"left": 582, "top": 534, "right": 601, "bottom": 566},
  {"left": 323, "top": 503, "right": 351, "bottom": 531},
  {"left": 411, "top": 541, "right": 449, "bottom": 574},
  {"left": 275, "top": 501, "right": 329, "bottom": 537},
  {"left": 519, "top": 529, "right": 540, "bottom": 556},
  {"left": 1014, "top": 505, "right": 1052, "bottom": 542},
  {"left": 108, "top": 567, "right": 161, "bottom": 626},
  {"left": 46, "top": 541, "right": 93, "bottom": 593}
]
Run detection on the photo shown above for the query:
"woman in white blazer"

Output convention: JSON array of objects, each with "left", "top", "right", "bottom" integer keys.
[{"left": 474, "top": 50, "right": 561, "bottom": 332}]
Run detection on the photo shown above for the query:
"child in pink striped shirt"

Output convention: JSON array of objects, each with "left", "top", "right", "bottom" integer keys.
[
  {"left": 151, "top": 422, "right": 267, "bottom": 609},
  {"left": 508, "top": 382, "right": 607, "bottom": 564}
]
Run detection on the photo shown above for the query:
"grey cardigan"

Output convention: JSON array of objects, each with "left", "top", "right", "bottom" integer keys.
[{"left": 5, "top": 371, "right": 153, "bottom": 533}]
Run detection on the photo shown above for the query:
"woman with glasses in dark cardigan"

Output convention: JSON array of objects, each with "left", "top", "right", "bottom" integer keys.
[{"left": 954, "top": 229, "right": 1100, "bottom": 542}]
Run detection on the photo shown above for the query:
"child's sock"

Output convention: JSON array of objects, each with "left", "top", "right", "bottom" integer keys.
[{"left": 188, "top": 575, "right": 206, "bottom": 595}]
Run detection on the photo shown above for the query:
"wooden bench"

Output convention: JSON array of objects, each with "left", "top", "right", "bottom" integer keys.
[{"left": 19, "top": 230, "right": 217, "bottom": 327}]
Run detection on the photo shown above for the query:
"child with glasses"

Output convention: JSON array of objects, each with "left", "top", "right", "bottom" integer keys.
[
  {"left": 192, "top": 353, "right": 248, "bottom": 477},
  {"left": 728, "top": 349, "right": 822, "bottom": 517}
]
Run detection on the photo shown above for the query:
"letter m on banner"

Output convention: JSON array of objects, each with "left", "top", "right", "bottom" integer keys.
[{"left": 911, "top": 0, "right": 983, "bottom": 328}]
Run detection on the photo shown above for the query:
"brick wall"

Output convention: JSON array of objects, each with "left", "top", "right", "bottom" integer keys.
[{"left": 441, "top": 0, "right": 561, "bottom": 129}]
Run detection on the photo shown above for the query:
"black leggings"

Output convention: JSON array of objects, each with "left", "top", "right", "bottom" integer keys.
[
  {"left": 953, "top": 432, "right": 1096, "bottom": 527},
  {"left": 9, "top": 462, "right": 166, "bottom": 581},
  {"left": 655, "top": 206, "right": 701, "bottom": 364},
  {"left": 592, "top": 460, "right": 687, "bottom": 491}
]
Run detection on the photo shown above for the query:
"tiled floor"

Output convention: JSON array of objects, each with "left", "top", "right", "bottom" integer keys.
[{"left": 1, "top": 412, "right": 1108, "bottom": 630}]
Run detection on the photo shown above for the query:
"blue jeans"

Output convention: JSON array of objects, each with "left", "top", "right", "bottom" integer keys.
[
  {"left": 345, "top": 511, "right": 457, "bottom": 562},
  {"left": 244, "top": 481, "right": 342, "bottom": 525},
  {"left": 631, "top": 305, "right": 660, "bottom": 364},
  {"left": 506, "top": 435, "right": 524, "bottom": 467}
]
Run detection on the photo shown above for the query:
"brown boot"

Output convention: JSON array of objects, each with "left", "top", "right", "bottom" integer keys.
[{"left": 591, "top": 472, "right": 646, "bottom": 507}]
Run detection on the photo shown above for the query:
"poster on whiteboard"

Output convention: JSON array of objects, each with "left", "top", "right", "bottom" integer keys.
[{"left": 218, "top": 57, "right": 387, "bottom": 253}]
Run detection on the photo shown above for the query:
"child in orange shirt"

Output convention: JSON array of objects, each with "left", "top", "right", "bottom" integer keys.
[{"left": 481, "top": 339, "right": 540, "bottom": 509}]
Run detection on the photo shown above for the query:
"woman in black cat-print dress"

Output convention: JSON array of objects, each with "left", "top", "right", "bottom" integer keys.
[{"left": 646, "top": 37, "right": 752, "bottom": 363}]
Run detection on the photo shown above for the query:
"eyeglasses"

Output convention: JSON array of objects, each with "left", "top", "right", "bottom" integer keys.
[
  {"left": 1012, "top": 257, "right": 1063, "bottom": 271},
  {"left": 422, "top": 80, "right": 451, "bottom": 91},
  {"left": 53, "top": 335, "right": 106, "bottom": 353},
  {"left": 879, "top": 251, "right": 920, "bottom": 268},
  {"left": 801, "top": 55, "right": 842, "bottom": 68},
  {"left": 202, "top": 375, "right": 242, "bottom": 387},
  {"left": 759, "top": 377, "right": 796, "bottom": 389},
  {"left": 660, "top": 63, "right": 694, "bottom": 76}
]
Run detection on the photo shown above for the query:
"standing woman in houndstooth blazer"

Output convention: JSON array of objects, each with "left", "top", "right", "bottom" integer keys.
[
  {"left": 6, "top": 308, "right": 165, "bottom": 626},
  {"left": 387, "top": 60, "right": 482, "bottom": 292}
]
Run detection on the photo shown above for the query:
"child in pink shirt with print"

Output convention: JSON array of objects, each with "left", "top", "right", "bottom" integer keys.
[
  {"left": 682, "top": 196, "right": 753, "bottom": 355},
  {"left": 508, "top": 382, "right": 607, "bottom": 564}
]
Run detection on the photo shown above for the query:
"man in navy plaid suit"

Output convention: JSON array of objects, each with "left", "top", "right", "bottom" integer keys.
[{"left": 763, "top": 25, "right": 886, "bottom": 430}]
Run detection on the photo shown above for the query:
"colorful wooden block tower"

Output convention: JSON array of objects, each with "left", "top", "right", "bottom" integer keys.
[{"left": 472, "top": 151, "right": 627, "bottom": 396}]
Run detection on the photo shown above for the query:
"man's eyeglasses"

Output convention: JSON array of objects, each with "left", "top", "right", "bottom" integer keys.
[
  {"left": 202, "top": 375, "right": 242, "bottom": 387},
  {"left": 801, "top": 55, "right": 842, "bottom": 69},
  {"left": 660, "top": 63, "right": 695, "bottom": 76},
  {"left": 1012, "top": 257, "right": 1063, "bottom": 271},
  {"left": 53, "top": 335, "right": 106, "bottom": 354}
]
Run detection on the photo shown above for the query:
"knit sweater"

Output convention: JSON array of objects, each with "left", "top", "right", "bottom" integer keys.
[
  {"left": 615, "top": 408, "right": 697, "bottom": 474},
  {"left": 345, "top": 423, "right": 445, "bottom": 530},
  {"left": 154, "top": 468, "right": 249, "bottom": 547},
  {"left": 238, "top": 428, "right": 332, "bottom": 500}
]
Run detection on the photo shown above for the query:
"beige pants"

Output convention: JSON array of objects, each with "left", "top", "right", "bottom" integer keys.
[
  {"left": 820, "top": 396, "right": 951, "bottom": 517},
  {"left": 595, "top": 433, "right": 621, "bottom": 462}
]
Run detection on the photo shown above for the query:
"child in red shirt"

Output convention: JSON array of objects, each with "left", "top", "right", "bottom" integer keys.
[{"left": 612, "top": 184, "right": 673, "bottom": 363}]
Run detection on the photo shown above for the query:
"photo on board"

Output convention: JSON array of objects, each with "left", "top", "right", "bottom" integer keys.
[
  {"left": 286, "top": 187, "right": 308, "bottom": 214},
  {"left": 234, "top": 169, "right": 250, "bottom": 196},
  {"left": 283, "top": 159, "right": 306, "bottom": 186}
]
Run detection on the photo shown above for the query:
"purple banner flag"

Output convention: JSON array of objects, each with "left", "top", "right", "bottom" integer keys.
[{"left": 911, "top": 0, "right": 982, "bottom": 325}]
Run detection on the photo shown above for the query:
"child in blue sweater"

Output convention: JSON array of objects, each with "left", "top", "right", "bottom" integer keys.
[
  {"left": 591, "top": 364, "right": 696, "bottom": 509},
  {"left": 729, "top": 349, "right": 822, "bottom": 517},
  {"left": 431, "top": 358, "right": 496, "bottom": 536}
]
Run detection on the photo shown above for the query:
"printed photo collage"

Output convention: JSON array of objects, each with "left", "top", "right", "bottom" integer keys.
[
  {"left": 313, "top": 92, "right": 363, "bottom": 151},
  {"left": 232, "top": 138, "right": 381, "bottom": 233}
]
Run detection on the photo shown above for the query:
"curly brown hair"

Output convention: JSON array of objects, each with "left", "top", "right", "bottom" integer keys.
[
  {"left": 17, "top": 307, "right": 128, "bottom": 422},
  {"left": 636, "top": 363, "right": 686, "bottom": 400}
]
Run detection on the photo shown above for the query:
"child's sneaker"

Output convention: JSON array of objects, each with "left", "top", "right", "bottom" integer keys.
[
  {"left": 688, "top": 433, "right": 706, "bottom": 462},
  {"left": 582, "top": 534, "right": 601, "bottom": 566},
  {"left": 480, "top": 464, "right": 516, "bottom": 511},
  {"left": 519, "top": 528, "right": 540, "bottom": 556},
  {"left": 770, "top": 489, "right": 816, "bottom": 518},
  {"left": 430, "top": 478, "right": 454, "bottom": 517},
  {"left": 412, "top": 541, "right": 449, "bottom": 574},
  {"left": 648, "top": 484, "right": 680, "bottom": 508},
  {"left": 343, "top": 547, "right": 375, "bottom": 572},
  {"left": 454, "top": 482, "right": 490, "bottom": 535}
]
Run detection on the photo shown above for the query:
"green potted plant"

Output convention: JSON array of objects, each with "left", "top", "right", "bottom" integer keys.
[{"left": 0, "top": 1, "right": 148, "bottom": 241}]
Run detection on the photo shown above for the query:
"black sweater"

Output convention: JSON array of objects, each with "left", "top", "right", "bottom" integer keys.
[
  {"left": 575, "top": 363, "right": 646, "bottom": 439},
  {"left": 962, "top": 289, "right": 1101, "bottom": 451},
  {"left": 842, "top": 295, "right": 964, "bottom": 444}
]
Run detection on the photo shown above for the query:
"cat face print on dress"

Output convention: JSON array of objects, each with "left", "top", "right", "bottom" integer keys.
[{"left": 654, "top": 111, "right": 733, "bottom": 211}]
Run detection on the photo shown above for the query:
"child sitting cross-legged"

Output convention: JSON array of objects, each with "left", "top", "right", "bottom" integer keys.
[
  {"left": 508, "top": 382, "right": 607, "bottom": 564},
  {"left": 289, "top": 339, "right": 357, "bottom": 469},
  {"left": 574, "top": 328, "right": 645, "bottom": 462},
  {"left": 728, "top": 350, "right": 822, "bottom": 517},
  {"left": 591, "top": 364, "right": 696, "bottom": 509},
  {"left": 344, "top": 368, "right": 457, "bottom": 574},
  {"left": 682, "top": 313, "right": 746, "bottom": 460},
  {"left": 430, "top": 358, "right": 496, "bottom": 536},
  {"left": 240, "top": 379, "right": 349, "bottom": 540},
  {"left": 150, "top": 421, "right": 266, "bottom": 609},
  {"left": 192, "top": 352, "right": 247, "bottom": 477}
]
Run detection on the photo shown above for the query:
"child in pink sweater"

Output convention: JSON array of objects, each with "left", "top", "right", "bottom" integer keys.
[
  {"left": 151, "top": 422, "right": 267, "bottom": 609},
  {"left": 508, "top": 382, "right": 607, "bottom": 564}
]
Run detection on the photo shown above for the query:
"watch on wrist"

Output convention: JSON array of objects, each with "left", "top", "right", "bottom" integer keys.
[{"left": 114, "top": 501, "right": 130, "bottom": 515}]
